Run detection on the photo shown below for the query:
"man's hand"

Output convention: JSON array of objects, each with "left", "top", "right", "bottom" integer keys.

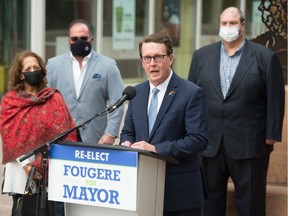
[
  {"left": 98, "top": 134, "right": 116, "bottom": 145},
  {"left": 266, "top": 139, "right": 277, "bottom": 145},
  {"left": 121, "top": 141, "right": 133, "bottom": 147},
  {"left": 131, "top": 141, "right": 156, "bottom": 152}
]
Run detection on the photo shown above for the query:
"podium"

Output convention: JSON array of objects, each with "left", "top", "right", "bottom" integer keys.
[{"left": 48, "top": 141, "right": 177, "bottom": 216}]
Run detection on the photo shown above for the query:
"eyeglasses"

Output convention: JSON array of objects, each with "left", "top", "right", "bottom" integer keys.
[
  {"left": 141, "top": 54, "right": 168, "bottom": 63},
  {"left": 70, "top": 36, "right": 90, "bottom": 42}
]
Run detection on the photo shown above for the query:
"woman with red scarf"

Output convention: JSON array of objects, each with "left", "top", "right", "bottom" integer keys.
[{"left": 0, "top": 50, "right": 77, "bottom": 215}]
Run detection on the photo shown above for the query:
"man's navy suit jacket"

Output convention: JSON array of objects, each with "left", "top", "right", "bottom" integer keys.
[
  {"left": 121, "top": 72, "right": 208, "bottom": 212},
  {"left": 188, "top": 39, "right": 285, "bottom": 159}
]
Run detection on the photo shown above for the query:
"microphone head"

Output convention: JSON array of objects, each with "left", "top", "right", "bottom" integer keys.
[{"left": 123, "top": 86, "right": 136, "bottom": 100}]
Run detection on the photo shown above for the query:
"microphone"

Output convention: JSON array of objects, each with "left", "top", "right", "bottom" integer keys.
[{"left": 108, "top": 86, "right": 136, "bottom": 113}]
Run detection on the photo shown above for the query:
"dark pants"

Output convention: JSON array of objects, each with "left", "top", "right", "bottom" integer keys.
[
  {"left": 12, "top": 194, "right": 22, "bottom": 216},
  {"left": 54, "top": 201, "right": 65, "bottom": 216},
  {"left": 201, "top": 140, "right": 272, "bottom": 216},
  {"left": 164, "top": 208, "right": 201, "bottom": 216},
  {"left": 12, "top": 193, "right": 55, "bottom": 216}
]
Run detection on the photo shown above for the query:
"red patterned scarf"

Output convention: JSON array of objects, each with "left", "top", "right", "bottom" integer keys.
[{"left": 0, "top": 88, "right": 77, "bottom": 164}]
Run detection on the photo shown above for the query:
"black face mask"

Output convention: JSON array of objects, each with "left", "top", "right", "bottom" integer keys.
[
  {"left": 22, "top": 70, "right": 43, "bottom": 86},
  {"left": 70, "top": 40, "right": 91, "bottom": 57}
]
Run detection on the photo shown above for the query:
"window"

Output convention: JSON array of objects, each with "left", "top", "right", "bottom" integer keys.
[{"left": 0, "top": 0, "right": 30, "bottom": 96}]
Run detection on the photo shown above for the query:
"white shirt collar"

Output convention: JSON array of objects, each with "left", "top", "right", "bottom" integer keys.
[
  {"left": 70, "top": 51, "right": 92, "bottom": 61},
  {"left": 149, "top": 70, "right": 173, "bottom": 93}
]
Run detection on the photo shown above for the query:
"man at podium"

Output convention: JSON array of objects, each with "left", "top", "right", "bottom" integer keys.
[{"left": 120, "top": 33, "right": 208, "bottom": 216}]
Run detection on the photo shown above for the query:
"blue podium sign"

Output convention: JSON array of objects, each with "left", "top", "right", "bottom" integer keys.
[{"left": 48, "top": 144, "right": 138, "bottom": 211}]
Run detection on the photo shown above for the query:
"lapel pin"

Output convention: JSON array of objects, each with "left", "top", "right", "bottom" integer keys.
[{"left": 169, "top": 91, "right": 175, "bottom": 96}]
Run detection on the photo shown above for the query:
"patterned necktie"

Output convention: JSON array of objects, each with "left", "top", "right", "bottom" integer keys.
[{"left": 148, "top": 88, "right": 160, "bottom": 134}]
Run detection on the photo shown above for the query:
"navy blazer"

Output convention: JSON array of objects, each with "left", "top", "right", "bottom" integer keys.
[
  {"left": 121, "top": 72, "right": 208, "bottom": 211},
  {"left": 188, "top": 39, "right": 285, "bottom": 159}
]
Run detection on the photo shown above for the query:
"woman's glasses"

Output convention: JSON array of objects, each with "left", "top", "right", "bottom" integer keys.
[{"left": 70, "top": 36, "right": 90, "bottom": 42}]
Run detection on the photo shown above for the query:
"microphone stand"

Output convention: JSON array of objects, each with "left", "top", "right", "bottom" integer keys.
[
  {"left": 19, "top": 106, "right": 114, "bottom": 162},
  {"left": 19, "top": 106, "right": 114, "bottom": 216}
]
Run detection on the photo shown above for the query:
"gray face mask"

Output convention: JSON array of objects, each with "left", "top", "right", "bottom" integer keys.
[{"left": 22, "top": 70, "right": 43, "bottom": 86}]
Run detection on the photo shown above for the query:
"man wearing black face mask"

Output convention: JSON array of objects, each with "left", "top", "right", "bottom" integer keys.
[
  {"left": 70, "top": 35, "right": 92, "bottom": 57},
  {"left": 46, "top": 19, "right": 124, "bottom": 216},
  {"left": 47, "top": 19, "right": 124, "bottom": 145}
]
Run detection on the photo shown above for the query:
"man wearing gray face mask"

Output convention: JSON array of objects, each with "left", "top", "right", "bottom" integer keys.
[{"left": 188, "top": 7, "right": 284, "bottom": 216}]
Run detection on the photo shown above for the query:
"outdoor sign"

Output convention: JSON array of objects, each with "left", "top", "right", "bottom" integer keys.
[
  {"left": 48, "top": 144, "right": 138, "bottom": 211},
  {"left": 112, "top": 0, "right": 135, "bottom": 50}
]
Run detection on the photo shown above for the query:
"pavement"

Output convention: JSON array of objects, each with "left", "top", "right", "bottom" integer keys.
[{"left": 0, "top": 135, "right": 12, "bottom": 216}]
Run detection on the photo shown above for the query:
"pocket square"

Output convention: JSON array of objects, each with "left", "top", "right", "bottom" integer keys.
[{"left": 92, "top": 73, "right": 101, "bottom": 79}]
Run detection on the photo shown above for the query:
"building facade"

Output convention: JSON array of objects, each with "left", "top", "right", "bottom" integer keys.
[
  {"left": 0, "top": 0, "right": 286, "bottom": 95},
  {"left": 0, "top": 1, "right": 287, "bottom": 214}
]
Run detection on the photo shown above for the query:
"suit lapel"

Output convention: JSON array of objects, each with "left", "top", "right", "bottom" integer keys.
[
  {"left": 78, "top": 52, "right": 98, "bottom": 98},
  {"left": 226, "top": 40, "right": 254, "bottom": 99},
  {"left": 138, "top": 82, "right": 150, "bottom": 140},
  {"left": 64, "top": 54, "right": 77, "bottom": 99},
  {"left": 210, "top": 42, "right": 224, "bottom": 100}
]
